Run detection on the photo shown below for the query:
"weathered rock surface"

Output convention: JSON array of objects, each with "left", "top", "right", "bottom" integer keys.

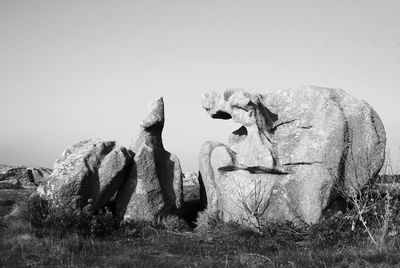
[
  {"left": 0, "top": 165, "right": 52, "bottom": 189},
  {"left": 43, "top": 139, "right": 132, "bottom": 210},
  {"left": 116, "top": 97, "right": 183, "bottom": 221},
  {"left": 199, "top": 86, "right": 386, "bottom": 226},
  {"left": 33, "top": 97, "right": 183, "bottom": 222}
]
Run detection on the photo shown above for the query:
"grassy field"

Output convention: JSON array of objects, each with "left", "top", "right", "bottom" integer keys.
[
  {"left": 2, "top": 201, "right": 400, "bottom": 268},
  {"left": 2, "top": 172, "right": 400, "bottom": 267},
  {"left": 2, "top": 218, "right": 400, "bottom": 267}
]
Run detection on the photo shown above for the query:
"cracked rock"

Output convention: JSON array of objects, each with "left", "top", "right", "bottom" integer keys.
[
  {"left": 43, "top": 139, "right": 132, "bottom": 210},
  {"left": 199, "top": 86, "right": 386, "bottom": 226},
  {"left": 115, "top": 97, "right": 183, "bottom": 221}
]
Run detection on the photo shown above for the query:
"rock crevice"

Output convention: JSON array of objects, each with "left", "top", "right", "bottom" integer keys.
[
  {"left": 199, "top": 86, "right": 386, "bottom": 226},
  {"left": 40, "top": 97, "right": 183, "bottom": 222}
]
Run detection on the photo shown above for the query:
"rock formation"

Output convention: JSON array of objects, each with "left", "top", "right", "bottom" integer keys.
[
  {"left": 43, "top": 139, "right": 132, "bottom": 210},
  {"left": 115, "top": 97, "right": 183, "bottom": 221},
  {"left": 39, "top": 97, "right": 183, "bottom": 222},
  {"left": 0, "top": 165, "right": 52, "bottom": 188},
  {"left": 199, "top": 86, "right": 386, "bottom": 226}
]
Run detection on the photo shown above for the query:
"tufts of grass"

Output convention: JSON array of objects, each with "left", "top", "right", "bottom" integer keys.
[
  {"left": 160, "top": 215, "right": 191, "bottom": 232},
  {"left": 2, "top": 207, "right": 400, "bottom": 267},
  {"left": 194, "top": 208, "right": 221, "bottom": 234},
  {"left": 2, "top": 169, "right": 400, "bottom": 267}
]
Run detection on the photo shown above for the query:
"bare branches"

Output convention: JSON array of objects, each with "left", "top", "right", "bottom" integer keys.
[
  {"left": 328, "top": 147, "right": 399, "bottom": 248},
  {"left": 234, "top": 179, "right": 272, "bottom": 231}
]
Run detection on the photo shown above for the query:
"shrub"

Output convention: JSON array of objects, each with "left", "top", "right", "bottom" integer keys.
[
  {"left": 19, "top": 193, "right": 50, "bottom": 227},
  {"left": 18, "top": 194, "right": 118, "bottom": 237},
  {"left": 333, "top": 176, "right": 400, "bottom": 248},
  {"left": 306, "top": 213, "right": 361, "bottom": 248},
  {"left": 258, "top": 221, "right": 307, "bottom": 248},
  {"left": 160, "top": 215, "right": 190, "bottom": 232},
  {"left": 194, "top": 208, "right": 220, "bottom": 234}
]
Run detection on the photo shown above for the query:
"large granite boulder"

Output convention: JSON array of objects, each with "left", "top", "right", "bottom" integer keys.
[
  {"left": 199, "top": 86, "right": 386, "bottom": 226},
  {"left": 42, "top": 139, "right": 132, "bottom": 210},
  {"left": 115, "top": 97, "right": 183, "bottom": 221}
]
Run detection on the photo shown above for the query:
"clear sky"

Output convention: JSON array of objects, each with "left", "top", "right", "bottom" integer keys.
[{"left": 1, "top": 0, "right": 399, "bottom": 173}]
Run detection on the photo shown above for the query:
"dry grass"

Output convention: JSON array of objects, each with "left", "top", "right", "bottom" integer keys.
[
  {"left": 2, "top": 155, "right": 400, "bottom": 267},
  {"left": 2, "top": 212, "right": 400, "bottom": 267}
]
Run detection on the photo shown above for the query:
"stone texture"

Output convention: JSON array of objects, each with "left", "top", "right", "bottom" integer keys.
[
  {"left": 0, "top": 165, "right": 52, "bottom": 189},
  {"left": 118, "top": 145, "right": 164, "bottom": 220},
  {"left": 199, "top": 86, "right": 386, "bottom": 226},
  {"left": 32, "top": 97, "right": 183, "bottom": 222},
  {"left": 116, "top": 97, "right": 183, "bottom": 221},
  {"left": 43, "top": 139, "right": 132, "bottom": 210},
  {"left": 30, "top": 167, "right": 52, "bottom": 185}
]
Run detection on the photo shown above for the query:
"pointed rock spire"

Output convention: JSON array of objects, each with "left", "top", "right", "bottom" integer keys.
[
  {"left": 140, "top": 97, "right": 165, "bottom": 130},
  {"left": 119, "top": 96, "right": 183, "bottom": 221}
]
